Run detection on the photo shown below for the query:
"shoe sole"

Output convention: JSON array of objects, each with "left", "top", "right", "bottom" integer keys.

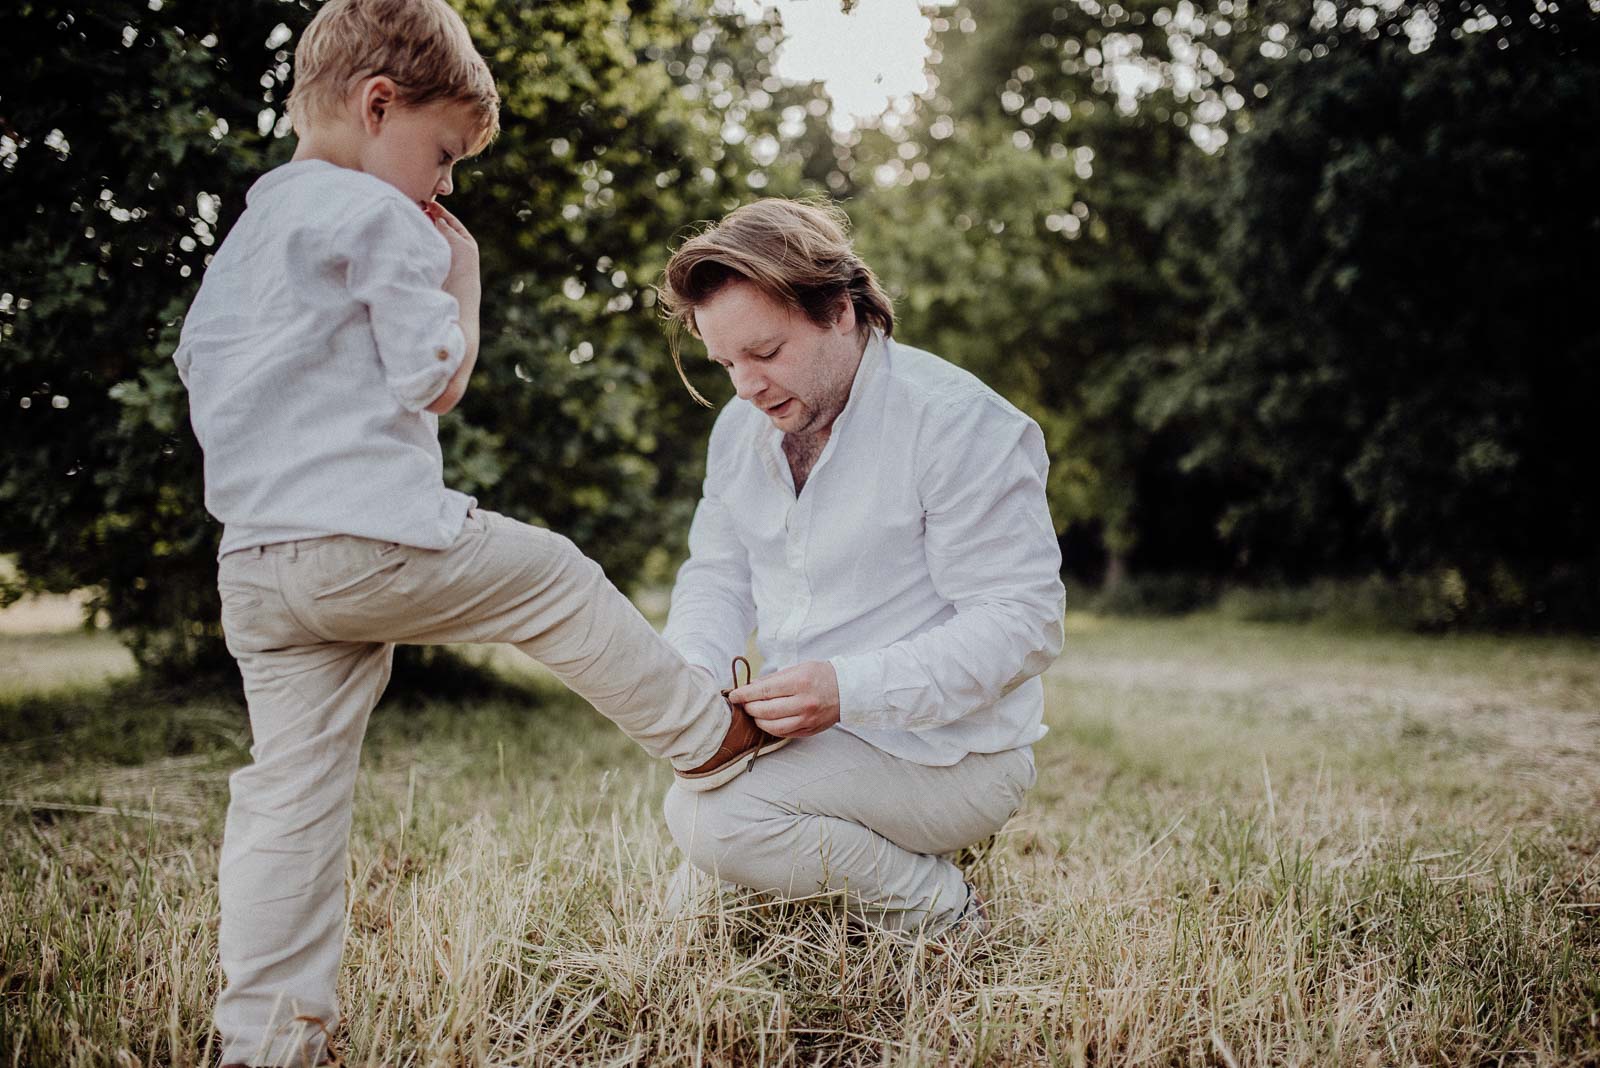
[{"left": 674, "top": 737, "right": 791, "bottom": 792}]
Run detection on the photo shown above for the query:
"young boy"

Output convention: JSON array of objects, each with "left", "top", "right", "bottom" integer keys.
[{"left": 174, "top": 1, "right": 783, "bottom": 1063}]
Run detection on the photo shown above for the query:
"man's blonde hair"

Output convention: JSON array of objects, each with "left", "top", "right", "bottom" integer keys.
[
  {"left": 659, "top": 198, "right": 895, "bottom": 406},
  {"left": 287, "top": 0, "right": 499, "bottom": 152}
]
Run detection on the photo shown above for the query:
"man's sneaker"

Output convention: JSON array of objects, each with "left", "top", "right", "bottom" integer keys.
[
  {"left": 674, "top": 657, "right": 790, "bottom": 792},
  {"left": 953, "top": 882, "right": 990, "bottom": 937},
  {"left": 926, "top": 882, "right": 990, "bottom": 955}
]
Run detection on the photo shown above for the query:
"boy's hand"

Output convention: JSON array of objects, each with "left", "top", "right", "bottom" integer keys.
[
  {"left": 421, "top": 201, "right": 480, "bottom": 416},
  {"left": 426, "top": 201, "right": 481, "bottom": 329}
]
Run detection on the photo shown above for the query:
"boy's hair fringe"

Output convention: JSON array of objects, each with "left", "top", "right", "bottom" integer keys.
[{"left": 288, "top": 0, "right": 499, "bottom": 153}]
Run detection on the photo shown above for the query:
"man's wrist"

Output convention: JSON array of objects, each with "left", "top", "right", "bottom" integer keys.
[{"left": 827, "top": 654, "right": 874, "bottom": 728}]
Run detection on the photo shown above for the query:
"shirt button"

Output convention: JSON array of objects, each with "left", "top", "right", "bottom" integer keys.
[{"left": 436, "top": 348, "right": 450, "bottom": 361}]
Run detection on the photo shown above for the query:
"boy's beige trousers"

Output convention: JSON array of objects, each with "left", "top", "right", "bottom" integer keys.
[{"left": 213, "top": 509, "right": 730, "bottom": 1067}]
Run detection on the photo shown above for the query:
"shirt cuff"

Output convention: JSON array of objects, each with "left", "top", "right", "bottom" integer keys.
[
  {"left": 830, "top": 652, "right": 886, "bottom": 729},
  {"left": 387, "top": 321, "right": 467, "bottom": 412}
]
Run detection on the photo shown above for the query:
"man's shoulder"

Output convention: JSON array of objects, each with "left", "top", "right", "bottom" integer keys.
[
  {"left": 879, "top": 339, "right": 1032, "bottom": 428},
  {"left": 707, "top": 396, "right": 766, "bottom": 451}
]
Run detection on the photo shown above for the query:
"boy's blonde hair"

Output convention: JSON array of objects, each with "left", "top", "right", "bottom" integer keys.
[
  {"left": 287, "top": 0, "right": 500, "bottom": 152},
  {"left": 659, "top": 198, "right": 895, "bottom": 406}
]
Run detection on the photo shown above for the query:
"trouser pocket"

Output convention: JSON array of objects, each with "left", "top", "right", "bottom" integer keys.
[{"left": 305, "top": 537, "right": 410, "bottom": 603}]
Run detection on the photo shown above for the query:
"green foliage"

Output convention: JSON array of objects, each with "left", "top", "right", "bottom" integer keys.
[
  {"left": 1069, "top": 571, "right": 1222, "bottom": 617},
  {"left": 2, "top": 0, "right": 313, "bottom": 675},
  {"left": 851, "top": 0, "right": 1600, "bottom": 626},
  {"left": 0, "top": 0, "right": 824, "bottom": 674},
  {"left": 849, "top": 0, "right": 1235, "bottom": 583},
  {"left": 6, "top": 0, "right": 1599, "bottom": 652},
  {"left": 1158, "top": 0, "right": 1600, "bottom": 625}
]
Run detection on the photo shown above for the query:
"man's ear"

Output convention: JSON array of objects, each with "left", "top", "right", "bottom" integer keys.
[
  {"left": 358, "top": 75, "right": 399, "bottom": 136},
  {"left": 832, "top": 294, "right": 857, "bottom": 335}
]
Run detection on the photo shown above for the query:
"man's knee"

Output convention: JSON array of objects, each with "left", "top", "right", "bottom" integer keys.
[{"left": 663, "top": 782, "right": 773, "bottom": 882}]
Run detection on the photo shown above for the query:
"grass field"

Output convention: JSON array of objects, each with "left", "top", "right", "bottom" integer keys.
[{"left": 2, "top": 614, "right": 1597, "bottom": 1065}]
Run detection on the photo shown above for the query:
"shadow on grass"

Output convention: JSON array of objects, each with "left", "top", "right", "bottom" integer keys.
[
  {"left": 0, "top": 676, "right": 248, "bottom": 767},
  {"left": 0, "top": 646, "right": 557, "bottom": 768}
]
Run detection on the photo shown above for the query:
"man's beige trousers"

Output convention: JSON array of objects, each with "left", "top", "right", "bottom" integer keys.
[
  {"left": 664, "top": 728, "right": 1035, "bottom": 935},
  {"left": 213, "top": 509, "right": 729, "bottom": 1066}
]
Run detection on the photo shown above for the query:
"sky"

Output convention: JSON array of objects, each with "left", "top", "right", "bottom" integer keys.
[{"left": 723, "top": 0, "right": 938, "bottom": 126}]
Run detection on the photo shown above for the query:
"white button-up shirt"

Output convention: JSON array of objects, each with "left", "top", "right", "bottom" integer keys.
[
  {"left": 664, "top": 332, "right": 1066, "bottom": 766},
  {"left": 175, "top": 160, "right": 471, "bottom": 557}
]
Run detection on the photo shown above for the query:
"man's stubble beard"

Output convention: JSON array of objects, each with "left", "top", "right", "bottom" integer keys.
[{"left": 790, "top": 335, "right": 864, "bottom": 442}]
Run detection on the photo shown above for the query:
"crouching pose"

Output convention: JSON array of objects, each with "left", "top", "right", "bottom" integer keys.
[{"left": 657, "top": 199, "right": 1066, "bottom": 938}]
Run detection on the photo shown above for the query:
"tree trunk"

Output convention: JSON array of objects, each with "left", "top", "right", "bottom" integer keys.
[{"left": 1102, "top": 551, "right": 1127, "bottom": 592}]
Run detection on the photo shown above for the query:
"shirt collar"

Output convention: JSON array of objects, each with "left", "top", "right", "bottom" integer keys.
[
  {"left": 756, "top": 328, "right": 888, "bottom": 451},
  {"left": 754, "top": 329, "right": 888, "bottom": 492},
  {"left": 246, "top": 159, "right": 337, "bottom": 207},
  {"left": 833, "top": 328, "right": 887, "bottom": 439}
]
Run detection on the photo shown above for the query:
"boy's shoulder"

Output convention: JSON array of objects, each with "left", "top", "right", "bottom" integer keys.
[{"left": 245, "top": 160, "right": 435, "bottom": 246}]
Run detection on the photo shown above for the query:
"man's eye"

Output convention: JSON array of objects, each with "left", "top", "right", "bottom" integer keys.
[{"left": 756, "top": 347, "right": 779, "bottom": 360}]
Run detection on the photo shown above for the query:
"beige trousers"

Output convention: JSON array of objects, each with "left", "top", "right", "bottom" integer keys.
[
  {"left": 213, "top": 509, "right": 729, "bottom": 1066},
  {"left": 664, "top": 727, "right": 1035, "bottom": 935}
]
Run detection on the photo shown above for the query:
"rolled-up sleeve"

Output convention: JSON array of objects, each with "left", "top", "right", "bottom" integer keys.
[
  {"left": 830, "top": 393, "right": 1065, "bottom": 732},
  {"left": 339, "top": 200, "right": 465, "bottom": 412}
]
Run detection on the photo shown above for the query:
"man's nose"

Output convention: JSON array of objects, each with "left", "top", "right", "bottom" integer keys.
[{"left": 729, "top": 361, "right": 765, "bottom": 401}]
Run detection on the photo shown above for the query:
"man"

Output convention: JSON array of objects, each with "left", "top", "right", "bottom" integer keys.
[{"left": 657, "top": 198, "right": 1065, "bottom": 937}]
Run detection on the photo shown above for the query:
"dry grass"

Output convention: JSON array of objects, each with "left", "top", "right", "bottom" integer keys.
[{"left": 2, "top": 615, "right": 1598, "bottom": 1065}]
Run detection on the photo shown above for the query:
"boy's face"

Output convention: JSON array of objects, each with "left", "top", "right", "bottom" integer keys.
[{"left": 360, "top": 96, "right": 482, "bottom": 210}]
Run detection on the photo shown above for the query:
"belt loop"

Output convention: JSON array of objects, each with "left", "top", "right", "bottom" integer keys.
[{"left": 288, "top": 541, "right": 299, "bottom": 561}]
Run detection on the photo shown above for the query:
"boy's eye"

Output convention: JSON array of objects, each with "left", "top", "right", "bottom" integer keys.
[{"left": 755, "top": 347, "right": 779, "bottom": 360}]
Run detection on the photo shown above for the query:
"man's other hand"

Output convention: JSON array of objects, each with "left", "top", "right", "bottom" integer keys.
[{"left": 730, "top": 660, "right": 841, "bottom": 738}]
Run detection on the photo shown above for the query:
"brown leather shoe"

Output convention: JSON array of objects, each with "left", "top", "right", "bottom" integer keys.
[{"left": 674, "top": 657, "right": 790, "bottom": 792}]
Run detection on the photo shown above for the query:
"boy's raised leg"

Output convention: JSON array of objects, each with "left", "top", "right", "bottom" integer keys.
[{"left": 315, "top": 510, "right": 735, "bottom": 769}]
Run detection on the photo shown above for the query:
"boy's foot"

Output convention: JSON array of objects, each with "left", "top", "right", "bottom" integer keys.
[
  {"left": 674, "top": 697, "right": 789, "bottom": 791},
  {"left": 675, "top": 659, "right": 789, "bottom": 792}
]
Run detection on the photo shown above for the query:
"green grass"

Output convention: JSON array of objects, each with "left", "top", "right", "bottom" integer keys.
[{"left": 1, "top": 616, "right": 1597, "bottom": 1065}]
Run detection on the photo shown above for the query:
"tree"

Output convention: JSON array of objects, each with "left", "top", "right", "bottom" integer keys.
[
  {"left": 3, "top": 0, "right": 316, "bottom": 672},
  {"left": 850, "top": 0, "right": 1241, "bottom": 585},
  {"left": 0, "top": 0, "right": 825, "bottom": 675},
  {"left": 1158, "top": 0, "right": 1600, "bottom": 622}
]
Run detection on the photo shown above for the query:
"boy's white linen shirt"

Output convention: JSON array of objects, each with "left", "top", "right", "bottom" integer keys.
[
  {"left": 664, "top": 333, "right": 1066, "bottom": 766},
  {"left": 174, "top": 160, "right": 472, "bottom": 557}
]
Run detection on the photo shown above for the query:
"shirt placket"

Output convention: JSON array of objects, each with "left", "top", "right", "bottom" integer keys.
[
  {"left": 755, "top": 343, "right": 878, "bottom": 671},
  {"left": 760, "top": 432, "right": 811, "bottom": 667}
]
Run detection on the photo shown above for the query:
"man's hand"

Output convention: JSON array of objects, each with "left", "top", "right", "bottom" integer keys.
[{"left": 729, "top": 660, "right": 841, "bottom": 738}]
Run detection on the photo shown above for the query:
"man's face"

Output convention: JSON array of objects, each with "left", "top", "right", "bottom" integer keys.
[
  {"left": 695, "top": 280, "right": 864, "bottom": 437},
  {"left": 359, "top": 97, "right": 481, "bottom": 210}
]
